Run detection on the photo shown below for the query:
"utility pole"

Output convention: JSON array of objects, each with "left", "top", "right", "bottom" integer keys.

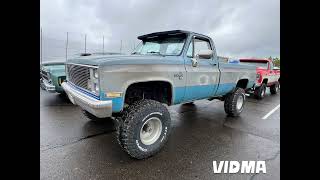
[
  {"left": 40, "top": 27, "right": 42, "bottom": 65},
  {"left": 66, "top": 32, "right": 68, "bottom": 61},
  {"left": 120, "top": 40, "right": 122, "bottom": 53},
  {"left": 84, "top": 34, "right": 87, "bottom": 54},
  {"left": 102, "top": 36, "right": 104, "bottom": 54}
]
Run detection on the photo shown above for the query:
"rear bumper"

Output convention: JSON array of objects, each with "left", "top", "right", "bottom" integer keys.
[
  {"left": 40, "top": 79, "right": 56, "bottom": 93},
  {"left": 61, "top": 82, "right": 113, "bottom": 118}
]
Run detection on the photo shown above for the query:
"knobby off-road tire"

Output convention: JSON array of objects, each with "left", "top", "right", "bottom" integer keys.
[
  {"left": 270, "top": 82, "right": 279, "bottom": 94},
  {"left": 117, "top": 99, "right": 171, "bottom": 159},
  {"left": 224, "top": 87, "right": 246, "bottom": 117},
  {"left": 81, "top": 110, "right": 112, "bottom": 122},
  {"left": 254, "top": 83, "right": 266, "bottom": 100}
]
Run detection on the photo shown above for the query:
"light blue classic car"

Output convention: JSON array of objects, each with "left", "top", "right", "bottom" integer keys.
[
  {"left": 40, "top": 60, "right": 66, "bottom": 93},
  {"left": 40, "top": 53, "right": 123, "bottom": 94}
]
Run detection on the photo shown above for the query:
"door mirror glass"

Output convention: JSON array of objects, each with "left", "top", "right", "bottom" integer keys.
[
  {"left": 193, "top": 38, "right": 212, "bottom": 59},
  {"left": 196, "top": 50, "right": 213, "bottom": 59}
]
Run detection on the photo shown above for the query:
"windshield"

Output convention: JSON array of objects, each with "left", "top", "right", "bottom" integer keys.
[
  {"left": 132, "top": 37, "right": 186, "bottom": 56},
  {"left": 42, "top": 64, "right": 65, "bottom": 71},
  {"left": 240, "top": 61, "right": 269, "bottom": 69}
]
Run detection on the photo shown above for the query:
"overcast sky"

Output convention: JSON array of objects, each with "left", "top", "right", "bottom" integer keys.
[{"left": 40, "top": 0, "right": 279, "bottom": 60}]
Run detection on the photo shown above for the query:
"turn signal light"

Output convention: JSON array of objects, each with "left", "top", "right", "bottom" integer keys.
[{"left": 106, "top": 92, "right": 122, "bottom": 98}]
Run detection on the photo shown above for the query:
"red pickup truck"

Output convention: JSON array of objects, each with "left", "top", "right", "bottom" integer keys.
[{"left": 240, "top": 58, "right": 280, "bottom": 99}]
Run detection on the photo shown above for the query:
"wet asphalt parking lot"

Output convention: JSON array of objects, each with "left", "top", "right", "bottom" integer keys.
[{"left": 40, "top": 88, "right": 280, "bottom": 180}]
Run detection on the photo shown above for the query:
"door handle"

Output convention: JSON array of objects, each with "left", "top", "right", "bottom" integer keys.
[{"left": 191, "top": 58, "right": 198, "bottom": 67}]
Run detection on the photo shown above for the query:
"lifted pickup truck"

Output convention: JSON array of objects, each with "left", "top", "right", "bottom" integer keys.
[
  {"left": 62, "top": 30, "right": 256, "bottom": 159},
  {"left": 240, "top": 58, "right": 280, "bottom": 99}
]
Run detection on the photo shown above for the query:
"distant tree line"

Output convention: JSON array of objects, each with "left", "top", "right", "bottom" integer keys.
[{"left": 268, "top": 56, "right": 280, "bottom": 67}]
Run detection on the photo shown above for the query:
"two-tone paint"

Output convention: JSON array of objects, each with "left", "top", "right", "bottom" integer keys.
[{"left": 63, "top": 30, "right": 256, "bottom": 117}]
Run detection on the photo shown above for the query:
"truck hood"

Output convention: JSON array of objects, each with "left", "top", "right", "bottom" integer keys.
[
  {"left": 67, "top": 54, "right": 182, "bottom": 66},
  {"left": 256, "top": 67, "right": 267, "bottom": 74},
  {"left": 49, "top": 68, "right": 66, "bottom": 77},
  {"left": 43, "top": 66, "right": 66, "bottom": 77}
]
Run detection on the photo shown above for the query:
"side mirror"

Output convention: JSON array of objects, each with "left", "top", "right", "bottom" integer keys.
[{"left": 196, "top": 50, "right": 213, "bottom": 59}]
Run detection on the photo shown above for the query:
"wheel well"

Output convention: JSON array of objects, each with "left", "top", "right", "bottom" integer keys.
[
  {"left": 124, "top": 81, "right": 172, "bottom": 106},
  {"left": 236, "top": 79, "right": 248, "bottom": 89},
  {"left": 262, "top": 78, "right": 268, "bottom": 84}
]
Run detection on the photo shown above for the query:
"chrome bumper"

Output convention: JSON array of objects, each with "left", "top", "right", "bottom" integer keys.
[
  {"left": 61, "top": 82, "right": 113, "bottom": 118},
  {"left": 40, "top": 79, "right": 56, "bottom": 93}
]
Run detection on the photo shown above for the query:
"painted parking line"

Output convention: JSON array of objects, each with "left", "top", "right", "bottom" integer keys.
[{"left": 262, "top": 104, "right": 280, "bottom": 119}]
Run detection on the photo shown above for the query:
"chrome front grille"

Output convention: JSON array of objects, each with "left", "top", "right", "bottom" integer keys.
[
  {"left": 67, "top": 64, "right": 91, "bottom": 90},
  {"left": 41, "top": 70, "right": 49, "bottom": 81}
]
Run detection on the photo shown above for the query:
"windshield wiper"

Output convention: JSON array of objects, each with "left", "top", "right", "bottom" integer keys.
[
  {"left": 147, "top": 51, "right": 160, "bottom": 54},
  {"left": 147, "top": 51, "right": 166, "bottom": 56}
]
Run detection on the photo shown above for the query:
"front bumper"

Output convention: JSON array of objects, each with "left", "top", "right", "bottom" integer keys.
[
  {"left": 40, "top": 79, "right": 56, "bottom": 93},
  {"left": 61, "top": 82, "right": 112, "bottom": 118}
]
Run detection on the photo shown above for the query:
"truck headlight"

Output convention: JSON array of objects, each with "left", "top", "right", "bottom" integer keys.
[
  {"left": 94, "top": 83, "right": 99, "bottom": 92},
  {"left": 90, "top": 68, "right": 100, "bottom": 95},
  {"left": 93, "top": 69, "right": 99, "bottom": 79}
]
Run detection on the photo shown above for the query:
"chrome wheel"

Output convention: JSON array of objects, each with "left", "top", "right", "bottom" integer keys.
[
  {"left": 140, "top": 117, "right": 162, "bottom": 145},
  {"left": 236, "top": 95, "right": 244, "bottom": 110}
]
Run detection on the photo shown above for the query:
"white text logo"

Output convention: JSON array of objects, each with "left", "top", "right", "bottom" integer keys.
[{"left": 212, "top": 161, "right": 266, "bottom": 174}]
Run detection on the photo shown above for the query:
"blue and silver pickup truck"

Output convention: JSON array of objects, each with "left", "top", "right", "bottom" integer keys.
[{"left": 62, "top": 30, "right": 256, "bottom": 159}]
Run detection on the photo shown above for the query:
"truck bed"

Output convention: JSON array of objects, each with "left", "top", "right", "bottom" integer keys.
[{"left": 214, "top": 62, "right": 256, "bottom": 96}]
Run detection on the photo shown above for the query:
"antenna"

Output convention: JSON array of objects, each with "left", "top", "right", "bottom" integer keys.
[
  {"left": 120, "top": 40, "right": 122, "bottom": 53},
  {"left": 84, "top": 34, "right": 87, "bottom": 54},
  {"left": 66, "top": 32, "right": 68, "bottom": 61},
  {"left": 40, "top": 27, "right": 42, "bottom": 66}
]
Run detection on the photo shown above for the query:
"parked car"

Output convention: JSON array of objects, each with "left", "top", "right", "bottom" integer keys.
[
  {"left": 62, "top": 30, "right": 257, "bottom": 159},
  {"left": 239, "top": 58, "right": 280, "bottom": 99},
  {"left": 40, "top": 61, "right": 66, "bottom": 94}
]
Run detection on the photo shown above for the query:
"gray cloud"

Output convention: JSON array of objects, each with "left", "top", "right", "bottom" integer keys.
[{"left": 40, "top": 0, "right": 279, "bottom": 60}]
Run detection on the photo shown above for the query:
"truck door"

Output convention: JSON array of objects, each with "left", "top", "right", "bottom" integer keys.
[{"left": 183, "top": 36, "right": 220, "bottom": 101}]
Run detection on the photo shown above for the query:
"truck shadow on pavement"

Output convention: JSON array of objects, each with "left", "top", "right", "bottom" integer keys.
[
  {"left": 81, "top": 119, "right": 117, "bottom": 137},
  {"left": 40, "top": 91, "right": 72, "bottom": 107}
]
